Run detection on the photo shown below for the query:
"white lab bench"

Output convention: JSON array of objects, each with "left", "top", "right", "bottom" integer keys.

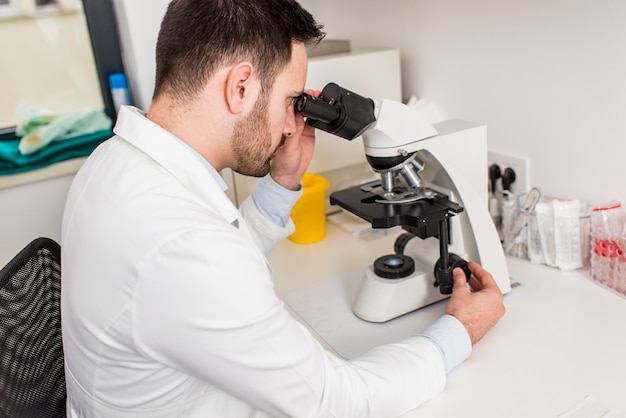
[
  {"left": 268, "top": 221, "right": 626, "bottom": 418},
  {"left": 3, "top": 160, "right": 624, "bottom": 417}
]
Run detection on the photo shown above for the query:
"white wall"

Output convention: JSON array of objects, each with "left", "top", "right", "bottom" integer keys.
[{"left": 301, "top": 0, "right": 626, "bottom": 207}]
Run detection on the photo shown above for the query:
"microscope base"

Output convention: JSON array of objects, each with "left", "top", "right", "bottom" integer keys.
[{"left": 353, "top": 263, "right": 452, "bottom": 323}]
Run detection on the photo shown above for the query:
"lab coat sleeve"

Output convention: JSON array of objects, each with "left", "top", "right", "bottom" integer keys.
[
  {"left": 132, "top": 227, "right": 448, "bottom": 418},
  {"left": 239, "top": 194, "right": 295, "bottom": 255},
  {"left": 249, "top": 174, "right": 301, "bottom": 228}
]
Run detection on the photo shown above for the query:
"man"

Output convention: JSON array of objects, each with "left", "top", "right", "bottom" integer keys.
[{"left": 61, "top": 0, "right": 505, "bottom": 416}]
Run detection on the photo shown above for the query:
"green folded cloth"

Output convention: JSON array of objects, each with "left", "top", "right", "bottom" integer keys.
[
  {"left": 0, "top": 108, "right": 114, "bottom": 175},
  {"left": 0, "top": 129, "right": 113, "bottom": 175},
  {"left": 17, "top": 108, "right": 112, "bottom": 155}
]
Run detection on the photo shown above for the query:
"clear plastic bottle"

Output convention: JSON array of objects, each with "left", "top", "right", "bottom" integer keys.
[
  {"left": 590, "top": 202, "right": 625, "bottom": 291},
  {"left": 108, "top": 73, "right": 132, "bottom": 114}
]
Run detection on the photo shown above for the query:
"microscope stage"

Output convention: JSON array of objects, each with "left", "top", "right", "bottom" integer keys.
[{"left": 329, "top": 183, "right": 463, "bottom": 230}]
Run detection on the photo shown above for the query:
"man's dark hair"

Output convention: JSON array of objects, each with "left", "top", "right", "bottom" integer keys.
[{"left": 153, "top": 0, "right": 325, "bottom": 101}]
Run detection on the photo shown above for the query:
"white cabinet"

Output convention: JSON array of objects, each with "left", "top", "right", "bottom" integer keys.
[{"left": 0, "top": 161, "right": 83, "bottom": 265}]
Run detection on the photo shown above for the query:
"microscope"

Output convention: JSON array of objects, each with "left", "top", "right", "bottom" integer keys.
[{"left": 294, "top": 83, "right": 511, "bottom": 323}]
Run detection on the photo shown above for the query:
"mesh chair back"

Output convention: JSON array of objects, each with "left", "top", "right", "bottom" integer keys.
[{"left": 0, "top": 238, "right": 65, "bottom": 418}]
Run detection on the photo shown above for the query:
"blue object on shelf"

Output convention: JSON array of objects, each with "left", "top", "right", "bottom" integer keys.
[{"left": 108, "top": 73, "right": 132, "bottom": 113}]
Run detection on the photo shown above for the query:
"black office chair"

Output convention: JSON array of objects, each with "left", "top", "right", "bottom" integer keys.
[{"left": 0, "top": 238, "right": 65, "bottom": 418}]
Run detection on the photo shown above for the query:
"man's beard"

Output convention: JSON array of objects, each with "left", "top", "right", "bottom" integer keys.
[{"left": 230, "top": 94, "right": 286, "bottom": 178}]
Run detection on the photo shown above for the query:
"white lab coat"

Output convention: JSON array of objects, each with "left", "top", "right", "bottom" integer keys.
[{"left": 61, "top": 106, "right": 459, "bottom": 417}]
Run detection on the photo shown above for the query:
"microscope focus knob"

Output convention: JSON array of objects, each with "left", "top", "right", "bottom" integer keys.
[
  {"left": 373, "top": 254, "right": 415, "bottom": 279},
  {"left": 434, "top": 253, "right": 471, "bottom": 294}
]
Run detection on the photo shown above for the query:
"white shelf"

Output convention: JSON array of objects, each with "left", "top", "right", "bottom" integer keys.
[{"left": 0, "top": 157, "right": 86, "bottom": 190}]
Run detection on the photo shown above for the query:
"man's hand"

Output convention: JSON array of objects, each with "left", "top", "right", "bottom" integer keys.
[
  {"left": 445, "top": 261, "right": 506, "bottom": 345},
  {"left": 270, "top": 90, "right": 318, "bottom": 191}
]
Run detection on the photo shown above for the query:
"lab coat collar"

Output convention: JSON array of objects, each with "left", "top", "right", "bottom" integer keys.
[{"left": 113, "top": 106, "right": 239, "bottom": 224}]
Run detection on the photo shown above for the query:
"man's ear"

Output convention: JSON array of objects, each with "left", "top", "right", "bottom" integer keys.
[{"left": 225, "top": 62, "right": 257, "bottom": 114}]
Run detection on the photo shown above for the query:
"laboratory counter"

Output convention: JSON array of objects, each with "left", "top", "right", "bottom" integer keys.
[{"left": 268, "top": 221, "right": 626, "bottom": 418}]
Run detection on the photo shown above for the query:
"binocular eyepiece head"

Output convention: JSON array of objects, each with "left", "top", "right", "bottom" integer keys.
[{"left": 292, "top": 83, "right": 376, "bottom": 141}]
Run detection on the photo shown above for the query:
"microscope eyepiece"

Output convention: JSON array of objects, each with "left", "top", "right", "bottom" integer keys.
[
  {"left": 293, "top": 93, "right": 343, "bottom": 125},
  {"left": 293, "top": 83, "right": 376, "bottom": 141}
]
